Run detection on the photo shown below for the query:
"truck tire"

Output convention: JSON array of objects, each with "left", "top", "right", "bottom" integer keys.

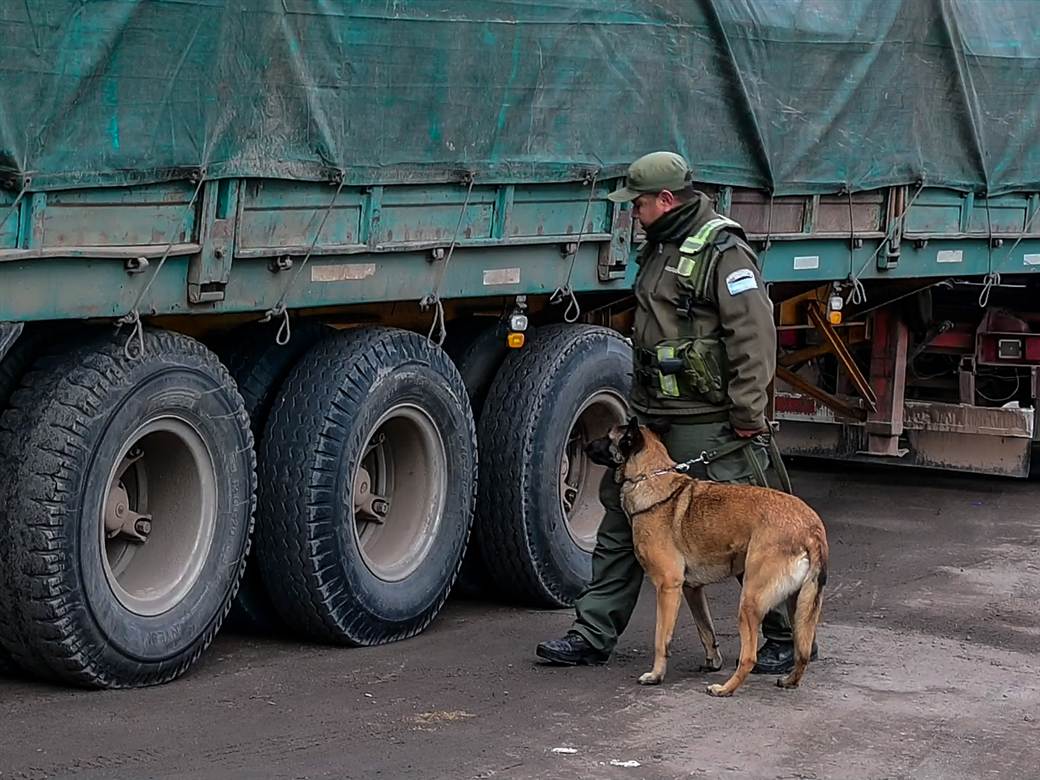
[
  {"left": 0, "top": 329, "right": 256, "bottom": 688},
  {"left": 477, "top": 324, "right": 631, "bottom": 607},
  {"left": 217, "top": 320, "right": 330, "bottom": 633},
  {"left": 442, "top": 318, "right": 510, "bottom": 599},
  {"left": 0, "top": 327, "right": 42, "bottom": 675},
  {"left": 442, "top": 317, "right": 510, "bottom": 420},
  {"left": 0, "top": 322, "right": 85, "bottom": 675},
  {"left": 256, "top": 326, "right": 477, "bottom": 644},
  {"left": 0, "top": 322, "right": 81, "bottom": 406}
]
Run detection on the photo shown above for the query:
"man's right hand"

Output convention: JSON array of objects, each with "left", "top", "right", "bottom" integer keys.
[{"left": 733, "top": 427, "right": 765, "bottom": 439}]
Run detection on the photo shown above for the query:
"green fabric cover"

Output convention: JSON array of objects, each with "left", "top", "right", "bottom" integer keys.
[{"left": 1, "top": 1, "right": 1037, "bottom": 195}]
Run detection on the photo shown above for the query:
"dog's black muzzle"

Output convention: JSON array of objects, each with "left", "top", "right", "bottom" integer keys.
[{"left": 585, "top": 436, "right": 621, "bottom": 468}]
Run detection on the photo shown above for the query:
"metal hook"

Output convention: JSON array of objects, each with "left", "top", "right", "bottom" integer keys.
[
  {"left": 120, "top": 311, "right": 145, "bottom": 361},
  {"left": 424, "top": 295, "right": 447, "bottom": 346},
  {"left": 979, "top": 272, "right": 1000, "bottom": 308},
  {"left": 275, "top": 307, "right": 292, "bottom": 346},
  {"left": 563, "top": 288, "right": 581, "bottom": 323}
]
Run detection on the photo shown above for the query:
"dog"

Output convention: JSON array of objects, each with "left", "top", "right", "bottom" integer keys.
[{"left": 585, "top": 418, "right": 829, "bottom": 696}]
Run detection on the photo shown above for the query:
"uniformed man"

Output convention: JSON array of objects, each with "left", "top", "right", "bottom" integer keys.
[{"left": 536, "top": 151, "right": 817, "bottom": 675}]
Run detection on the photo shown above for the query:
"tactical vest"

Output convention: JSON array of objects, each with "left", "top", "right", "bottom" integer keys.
[
  {"left": 649, "top": 216, "right": 746, "bottom": 405},
  {"left": 673, "top": 216, "right": 744, "bottom": 302}
]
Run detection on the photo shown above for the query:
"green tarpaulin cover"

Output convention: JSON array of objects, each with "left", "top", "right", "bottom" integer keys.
[{"left": 1, "top": 0, "right": 1038, "bottom": 195}]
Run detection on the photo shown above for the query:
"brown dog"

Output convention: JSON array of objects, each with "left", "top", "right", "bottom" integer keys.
[{"left": 586, "top": 419, "right": 829, "bottom": 696}]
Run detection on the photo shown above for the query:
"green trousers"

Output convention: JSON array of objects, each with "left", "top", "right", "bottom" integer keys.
[{"left": 571, "top": 419, "right": 792, "bottom": 654}]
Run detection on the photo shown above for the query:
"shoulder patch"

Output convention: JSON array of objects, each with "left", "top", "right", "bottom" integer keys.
[{"left": 725, "top": 268, "right": 757, "bottom": 296}]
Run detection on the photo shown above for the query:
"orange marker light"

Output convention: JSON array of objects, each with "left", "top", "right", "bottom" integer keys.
[
  {"left": 507, "top": 332, "right": 525, "bottom": 348},
  {"left": 828, "top": 310, "right": 842, "bottom": 325}
]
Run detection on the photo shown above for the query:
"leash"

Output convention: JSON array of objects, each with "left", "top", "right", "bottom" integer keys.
[
  {"left": 622, "top": 452, "right": 708, "bottom": 488},
  {"left": 623, "top": 429, "right": 793, "bottom": 494}
]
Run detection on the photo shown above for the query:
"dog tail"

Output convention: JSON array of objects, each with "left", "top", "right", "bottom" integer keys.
[
  {"left": 809, "top": 525, "right": 829, "bottom": 610},
  {"left": 814, "top": 559, "right": 827, "bottom": 607},
  {"left": 783, "top": 556, "right": 826, "bottom": 686}
]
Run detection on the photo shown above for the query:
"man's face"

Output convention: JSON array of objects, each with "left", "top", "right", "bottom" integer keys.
[{"left": 632, "top": 190, "right": 677, "bottom": 227}]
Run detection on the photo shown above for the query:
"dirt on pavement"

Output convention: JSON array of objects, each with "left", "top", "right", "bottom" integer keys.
[{"left": 0, "top": 463, "right": 1037, "bottom": 780}]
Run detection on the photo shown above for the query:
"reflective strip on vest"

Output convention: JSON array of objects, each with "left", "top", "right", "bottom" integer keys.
[
  {"left": 674, "top": 216, "right": 741, "bottom": 278},
  {"left": 675, "top": 253, "right": 697, "bottom": 277},
  {"left": 656, "top": 344, "right": 680, "bottom": 397}
]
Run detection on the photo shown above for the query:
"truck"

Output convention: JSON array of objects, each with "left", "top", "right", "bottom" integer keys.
[{"left": 1, "top": 0, "right": 1037, "bottom": 688}]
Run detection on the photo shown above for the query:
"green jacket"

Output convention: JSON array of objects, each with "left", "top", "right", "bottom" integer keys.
[{"left": 629, "top": 193, "right": 776, "bottom": 430}]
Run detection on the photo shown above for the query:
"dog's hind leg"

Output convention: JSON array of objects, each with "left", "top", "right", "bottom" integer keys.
[
  {"left": 705, "top": 585, "right": 764, "bottom": 697},
  {"left": 684, "top": 585, "right": 722, "bottom": 672},
  {"left": 639, "top": 566, "right": 684, "bottom": 686},
  {"left": 777, "top": 574, "right": 824, "bottom": 690}
]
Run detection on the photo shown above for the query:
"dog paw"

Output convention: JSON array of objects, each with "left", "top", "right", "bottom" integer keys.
[
  {"left": 698, "top": 655, "right": 723, "bottom": 673},
  {"left": 638, "top": 672, "right": 663, "bottom": 686},
  {"left": 775, "top": 677, "right": 799, "bottom": 690},
  {"left": 706, "top": 683, "right": 732, "bottom": 697}
]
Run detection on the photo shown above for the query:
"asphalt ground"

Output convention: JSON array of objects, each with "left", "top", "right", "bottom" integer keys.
[{"left": 1, "top": 462, "right": 1037, "bottom": 780}]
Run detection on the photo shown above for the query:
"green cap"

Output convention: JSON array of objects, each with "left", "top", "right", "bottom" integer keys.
[{"left": 607, "top": 151, "right": 691, "bottom": 202}]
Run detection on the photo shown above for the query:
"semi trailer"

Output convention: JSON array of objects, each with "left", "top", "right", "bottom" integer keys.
[{"left": 1, "top": 0, "right": 1037, "bottom": 688}]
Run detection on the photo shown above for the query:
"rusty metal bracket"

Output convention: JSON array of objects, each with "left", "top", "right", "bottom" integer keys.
[
  {"left": 779, "top": 329, "right": 868, "bottom": 370},
  {"left": 268, "top": 255, "right": 293, "bottom": 273},
  {"left": 807, "top": 301, "right": 878, "bottom": 411},
  {"left": 125, "top": 256, "right": 150, "bottom": 275},
  {"left": 776, "top": 365, "right": 867, "bottom": 421},
  {"left": 599, "top": 203, "right": 632, "bottom": 281}
]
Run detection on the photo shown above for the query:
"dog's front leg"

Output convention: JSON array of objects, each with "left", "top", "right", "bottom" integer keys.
[
  {"left": 639, "top": 576, "right": 683, "bottom": 685},
  {"left": 684, "top": 584, "right": 722, "bottom": 672}
]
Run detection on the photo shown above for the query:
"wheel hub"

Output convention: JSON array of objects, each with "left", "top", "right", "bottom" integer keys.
[
  {"left": 560, "top": 391, "right": 628, "bottom": 552},
  {"left": 351, "top": 405, "right": 447, "bottom": 582},
  {"left": 100, "top": 418, "right": 217, "bottom": 616},
  {"left": 354, "top": 466, "right": 390, "bottom": 523},
  {"left": 104, "top": 479, "right": 152, "bottom": 543}
]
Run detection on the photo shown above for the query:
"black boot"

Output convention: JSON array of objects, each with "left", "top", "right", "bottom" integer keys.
[
  {"left": 536, "top": 632, "right": 610, "bottom": 666},
  {"left": 751, "top": 638, "right": 818, "bottom": 674}
]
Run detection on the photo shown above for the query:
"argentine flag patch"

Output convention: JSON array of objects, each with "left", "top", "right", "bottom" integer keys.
[{"left": 725, "top": 268, "right": 757, "bottom": 295}]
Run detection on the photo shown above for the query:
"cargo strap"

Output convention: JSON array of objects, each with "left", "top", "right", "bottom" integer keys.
[
  {"left": 550, "top": 169, "right": 600, "bottom": 323},
  {"left": 847, "top": 179, "right": 925, "bottom": 306},
  {"left": 421, "top": 172, "right": 476, "bottom": 345},
  {"left": 263, "top": 172, "right": 346, "bottom": 346},
  {"left": 984, "top": 197, "right": 1040, "bottom": 308},
  {"left": 118, "top": 172, "right": 207, "bottom": 359},
  {"left": 0, "top": 178, "right": 30, "bottom": 238}
]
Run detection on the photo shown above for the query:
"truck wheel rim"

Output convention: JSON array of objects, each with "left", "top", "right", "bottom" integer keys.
[
  {"left": 352, "top": 404, "right": 447, "bottom": 582},
  {"left": 560, "top": 390, "right": 628, "bottom": 552},
  {"left": 100, "top": 416, "right": 218, "bottom": 616}
]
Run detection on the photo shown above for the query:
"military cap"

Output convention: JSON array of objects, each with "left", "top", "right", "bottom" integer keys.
[{"left": 607, "top": 151, "right": 691, "bottom": 202}]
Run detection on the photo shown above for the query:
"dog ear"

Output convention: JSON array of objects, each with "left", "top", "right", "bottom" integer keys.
[
  {"left": 620, "top": 417, "right": 645, "bottom": 456},
  {"left": 646, "top": 417, "right": 672, "bottom": 436},
  {"left": 630, "top": 424, "right": 645, "bottom": 454}
]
